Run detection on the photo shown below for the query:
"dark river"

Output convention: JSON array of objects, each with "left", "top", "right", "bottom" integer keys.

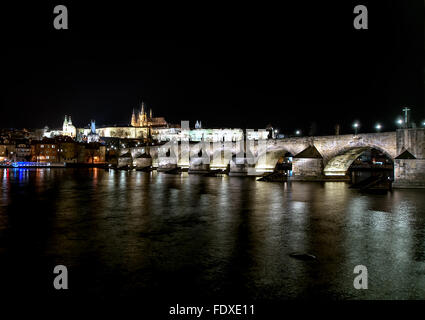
[{"left": 1, "top": 168, "right": 425, "bottom": 303}]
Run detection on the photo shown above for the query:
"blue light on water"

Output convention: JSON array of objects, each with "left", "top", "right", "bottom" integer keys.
[{"left": 11, "top": 162, "right": 50, "bottom": 167}]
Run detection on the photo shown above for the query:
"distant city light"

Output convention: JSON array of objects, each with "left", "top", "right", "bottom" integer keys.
[
  {"left": 295, "top": 130, "right": 301, "bottom": 135},
  {"left": 353, "top": 122, "right": 360, "bottom": 135},
  {"left": 396, "top": 118, "right": 403, "bottom": 127},
  {"left": 375, "top": 123, "right": 382, "bottom": 132}
]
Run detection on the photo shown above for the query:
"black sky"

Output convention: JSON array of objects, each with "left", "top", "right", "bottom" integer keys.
[{"left": 1, "top": 1, "right": 424, "bottom": 135}]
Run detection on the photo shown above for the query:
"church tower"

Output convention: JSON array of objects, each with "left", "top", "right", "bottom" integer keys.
[
  {"left": 131, "top": 109, "right": 137, "bottom": 127},
  {"left": 63, "top": 115, "right": 68, "bottom": 132},
  {"left": 139, "top": 102, "right": 147, "bottom": 126}
]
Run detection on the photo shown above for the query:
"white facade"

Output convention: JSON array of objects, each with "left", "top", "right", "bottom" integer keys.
[
  {"left": 62, "top": 116, "right": 77, "bottom": 138},
  {"left": 43, "top": 115, "right": 77, "bottom": 138},
  {"left": 154, "top": 128, "right": 267, "bottom": 142}
]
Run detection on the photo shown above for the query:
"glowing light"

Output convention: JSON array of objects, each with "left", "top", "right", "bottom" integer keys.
[
  {"left": 256, "top": 168, "right": 274, "bottom": 173},
  {"left": 375, "top": 123, "right": 382, "bottom": 131},
  {"left": 12, "top": 162, "right": 51, "bottom": 167},
  {"left": 353, "top": 121, "right": 360, "bottom": 135},
  {"left": 324, "top": 172, "right": 346, "bottom": 176},
  {"left": 210, "top": 165, "right": 227, "bottom": 170},
  {"left": 295, "top": 130, "right": 301, "bottom": 135}
]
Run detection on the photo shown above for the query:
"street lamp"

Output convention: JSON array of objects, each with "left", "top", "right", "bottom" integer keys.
[
  {"left": 375, "top": 123, "right": 382, "bottom": 132},
  {"left": 353, "top": 122, "right": 360, "bottom": 135},
  {"left": 422, "top": 121, "right": 425, "bottom": 127},
  {"left": 396, "top": 118, "right": 404, "bottom": 128},
  {"left": 295, "top": 130, "right": 301, "bottom": 136}
]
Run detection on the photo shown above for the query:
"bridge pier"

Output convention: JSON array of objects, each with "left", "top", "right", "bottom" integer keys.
[
  {"left": 188, "top": 158, "right": 210, "bottom": 174},
  {"left": 393, "top": 158, "right": 425, "bottom": 188},
  {"left": 291, "top": 158, "right": 325, "bottom": 181},
  {"left": 229, "top": 158, "right": 249, "bottom": 176},
  {"left": 290, "top": 145, "right": 326, "bottom": 181},
  {"left": 393, "top": 129, "right": 425, "bottom": 188}
]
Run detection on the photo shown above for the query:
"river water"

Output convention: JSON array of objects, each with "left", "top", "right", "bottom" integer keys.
[{"left": 0, "top": 168, "right": 424, "bottom": 302}]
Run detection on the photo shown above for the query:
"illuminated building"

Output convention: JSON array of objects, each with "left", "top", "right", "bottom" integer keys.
[
  {"left": 31, "top": 140, "right": 59, "bottom": 162},
  {"left": 189, "top": 128, "right": 244, "bottom": 142},
  {"left": 43, "top": 115, "right": 77, "bottom": 138},
  {"left": 80, "top": 104, "right": 169, "bottom": 140},
  {"left": 0, "top": 144, "right": 7, "bottom": 161},
  {"left": 78, "top": 143, "right": 106, "bottom": 163},
  {"left": 15, "top": 141, "right": 31, "bottom": 161},
  {"left": 0, "top": 139, "right": 31, "bottom": 162},
  {"left": 38, "top": 110, "right": 269, "bottom": 143},
  {"left": 155, "top": 126, "right": 268, "bottom": 142},
  {"left": 57, "top": 141, "right": 78, "bottom": 163},
  {"left": 131, "top": 102, "right": 167, "bottom": 128},
  {"left": 62, "top": 115, "right": 77, "bottom": 138}
]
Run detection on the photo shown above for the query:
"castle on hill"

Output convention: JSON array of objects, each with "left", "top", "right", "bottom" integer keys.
[{"left": 131, "top": 102, "right": 167, "bottom": 128}]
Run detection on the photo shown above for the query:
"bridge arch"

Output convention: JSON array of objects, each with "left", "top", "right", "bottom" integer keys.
[
  {"left": 255, "top": 149, "right": 293, "bottom": 172},
  {"left": 323, "top": 145, "right": 394, "bottom": 176}
]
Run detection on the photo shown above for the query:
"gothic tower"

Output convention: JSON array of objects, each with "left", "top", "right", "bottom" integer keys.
[
  {"left": 131, "top": 109, "right": 137, "bottom": 127},
  {"left": 139, "top": 102, "right": 148, "bottom": 126}
]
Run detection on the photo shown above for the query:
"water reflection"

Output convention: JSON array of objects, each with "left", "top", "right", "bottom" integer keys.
[{"left": 0, "top": 168, "right": 424, "bottom": 300}]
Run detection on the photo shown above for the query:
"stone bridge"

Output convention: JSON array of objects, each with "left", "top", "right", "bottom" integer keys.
[{"left": 121, "top": 128, "right": 425, "bottom": 188}]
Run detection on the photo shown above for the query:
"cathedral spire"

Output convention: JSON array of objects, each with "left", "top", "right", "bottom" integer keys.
[{"left": 131, "top": 108, "right": 137, "bottom": 127}]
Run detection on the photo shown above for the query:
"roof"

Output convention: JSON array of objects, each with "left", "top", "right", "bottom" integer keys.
[
  {"left": 294, "top": 145, "right": 323, "bottom": 159},
  {"left": 395, "top": 149, "right": 416, "bottom": 159},
  {"left": 119, "top": 152, "right": 132, "bottom": 158},
  {"left": 135, "top": 153, "right": 151, "bottom": 159}
]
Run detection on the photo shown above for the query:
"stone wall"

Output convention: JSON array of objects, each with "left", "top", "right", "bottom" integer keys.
[
  {"left": 394, "top": 129, "right": 425, "bottom": 188},
  {"left": 292, "top": 158, "right": 323, "bottom": 178},
  {"left": 396, "top": 128, "right": 425, "bottom": 158},
  {"left": 394, "top": 159, "right": 425, "bottom": 188}
]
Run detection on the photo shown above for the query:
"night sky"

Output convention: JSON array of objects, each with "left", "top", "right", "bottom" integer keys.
[{"left": 1, "top": 1, "right": 424, "bottom": 135}]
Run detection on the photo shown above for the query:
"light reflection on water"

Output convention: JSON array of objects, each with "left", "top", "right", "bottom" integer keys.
[{"left": 0, "top": 168, "right": 424, "bottom": 300}]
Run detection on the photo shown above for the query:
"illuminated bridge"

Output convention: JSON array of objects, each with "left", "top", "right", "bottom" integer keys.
[{"left": 121, "top": 128, "right": 425, "bottom": 188}]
